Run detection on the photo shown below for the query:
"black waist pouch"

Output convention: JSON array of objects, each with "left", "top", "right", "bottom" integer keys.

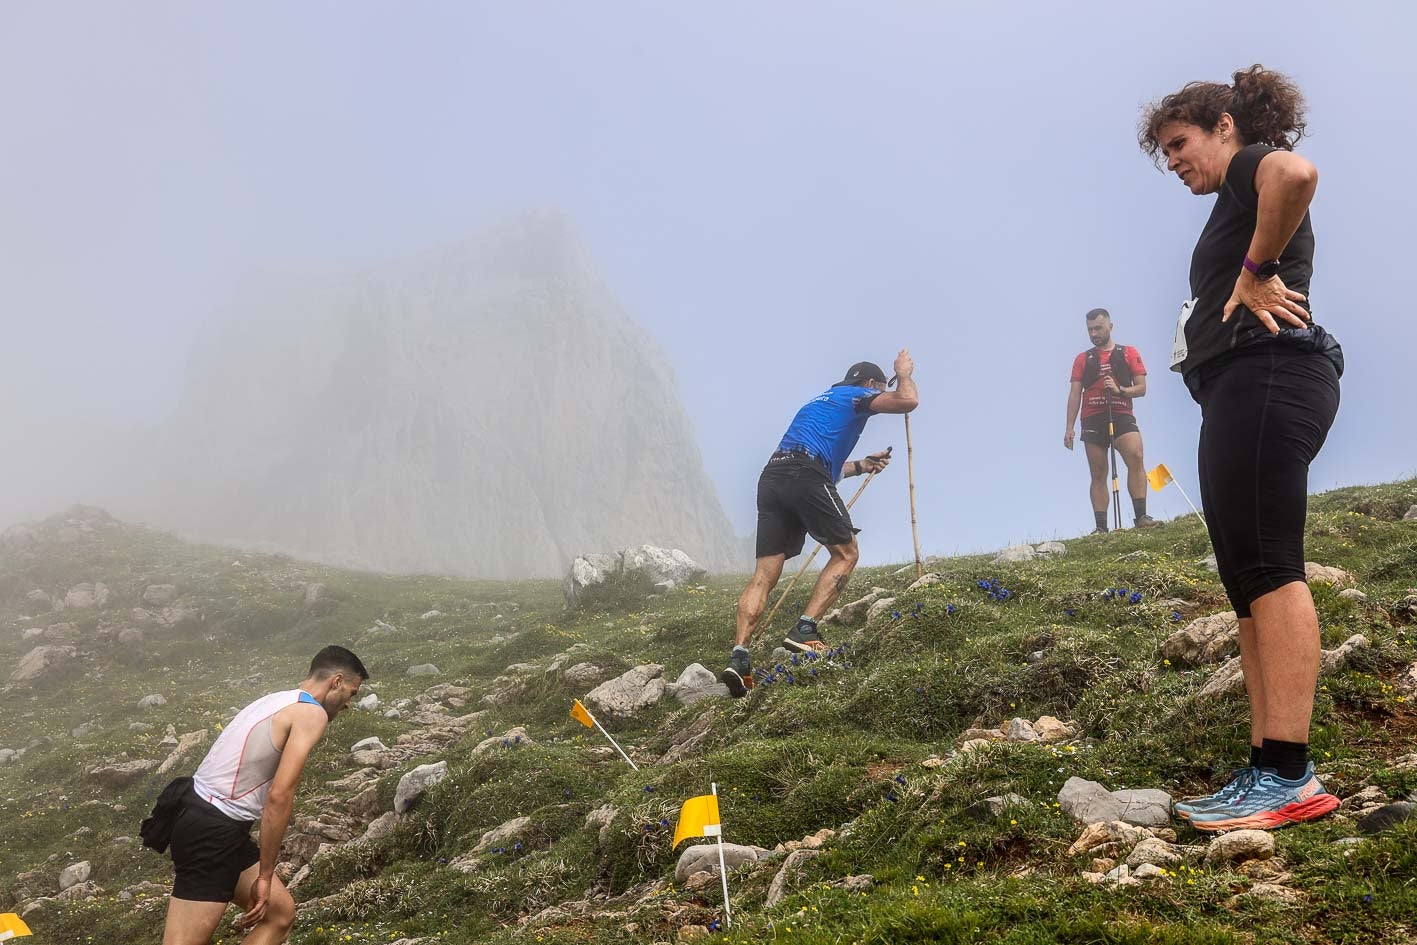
[
  {"left": 1276, "top": 322, "right": 1344, "bottom": 379},
  {"left": 140, "top": 776, "right": 193, "bottom": 854}
]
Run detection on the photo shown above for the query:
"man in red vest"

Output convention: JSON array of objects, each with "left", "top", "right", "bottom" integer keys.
[{"left": 1064, "top": 308, "right": 1158, "bottom": 532}]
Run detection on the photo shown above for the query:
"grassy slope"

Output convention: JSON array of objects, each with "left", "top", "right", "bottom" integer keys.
[{"left": 1, "top": 479, "right": 1415, "bottom": 945}]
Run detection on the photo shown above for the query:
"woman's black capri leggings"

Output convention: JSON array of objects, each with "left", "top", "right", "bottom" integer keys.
[{"left": 1193, "top": 345, "right": 1340, "bottom": 618}]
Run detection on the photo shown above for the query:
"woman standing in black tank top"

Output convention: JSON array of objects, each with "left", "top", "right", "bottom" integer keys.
[{"left": 1138, "top": 66, "right": 1344, "bottom": 832}]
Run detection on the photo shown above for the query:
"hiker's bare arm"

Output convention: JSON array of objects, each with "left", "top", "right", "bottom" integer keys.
[
  {"left": 1119, "top": 374, "right": 1147, "bottom": 399},
  {"left": 244, "top": 705, "right": 326, "bottom": 925},
  {"left": 1064, "top": 381, "right": 1083, "bottom": 450},
  {"left": 870, "top": 349, "right": 918, "bottom": 414}
]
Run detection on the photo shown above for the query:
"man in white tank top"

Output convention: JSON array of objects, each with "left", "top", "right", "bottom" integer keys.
[{"left": 160, "top": 645, "right": 367, "bottom": 945}]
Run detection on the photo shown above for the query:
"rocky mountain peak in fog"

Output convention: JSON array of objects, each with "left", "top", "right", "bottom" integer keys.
[{"left": 108, "top": 210, "right": 743, "bottom": 579}]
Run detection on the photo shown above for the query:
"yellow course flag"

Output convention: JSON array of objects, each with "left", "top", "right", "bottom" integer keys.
[
  {"left": 570, "top": 698, "right": 595, "bottom": 729},
  {"left": 672, "top": 794, "right": 722, "bottom": 849},
  {"left": 0, "top": 912, "right": 33, "bottom": 940},
  {"left": 1147, "top": 463, "right": 1174, "bottom": 493}
]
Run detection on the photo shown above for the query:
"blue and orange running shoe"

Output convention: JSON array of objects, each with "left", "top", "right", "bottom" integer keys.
[
  {"left": 1187, "top": 763, "right": 1339, "bottom": 832},
  {"left": 1174, "top": 767, "right": 1259, "bottom": 820}
]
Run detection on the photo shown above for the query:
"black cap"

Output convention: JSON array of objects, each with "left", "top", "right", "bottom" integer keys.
[{"left": 838, "top": 361, "right": 888, "bottom": 387}]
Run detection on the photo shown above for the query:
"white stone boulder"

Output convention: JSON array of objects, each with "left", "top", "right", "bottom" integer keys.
[
  {"left": 59, "top": 861, "right": 92, "bottom": 891},
  {"left": 674, "top": 842, "right": 765, "bottom": 884},
  {"left": 666, "top": 663, "right": 728, "bottom": 706},
  {"left": 394, "top": 761, "right": 449, "bottom": 814},
  {"left": 993, "top": 544, "right": 1037, "bottom": 564},
  {"left": 11, "top": 645, "right": 77, "bottom": 683},
  {"left": 1162, "top": 611, "right": 1240, "bottom": 666},
  {"left": 585, "top": 664, "right": 665, "bottom": 717}
]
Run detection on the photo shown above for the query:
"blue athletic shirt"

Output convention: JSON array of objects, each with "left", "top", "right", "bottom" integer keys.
[{"left": 776, "top": 385, "right": 880, "bottom": 482}]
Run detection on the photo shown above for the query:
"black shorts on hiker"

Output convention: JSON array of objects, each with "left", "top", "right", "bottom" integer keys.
[
  {"left": 754, "top": 458, "right": 856, "bottom": 559},
  {"left": 1190, "top": 341, "right": 1340, "bottom": 619},
  {"left": 169, "top": 788, "right": 260, "bottom": 902},
  {"left": 1080, "top": 411, "right": 1139, "bottom": 446}
]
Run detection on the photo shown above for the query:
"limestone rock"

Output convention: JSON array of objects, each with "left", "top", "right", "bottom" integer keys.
[
  {"left": 470, "top": 726, "right": 534, "bottom": 757},
  {"left": 585, "top": 664, "right": 665, "bottom": 717},
  {"left": 1397, "top": 663, "right": 1417, "bottom": 695},
  {"left": 362, "top": 811, "right": 401, "bottom": 842},
  {"left": 1162, "top": 611, "right": 1240, "bottom": 666},
  {"left": 1318, "top": 635, "right": 1370, "bottom": 674},
  {"left": 1035, "top": 541, "right": 1068, "bottom": 557},
  {"left": 1132, "top": 863, "right": 1168, "bottom": 882},
  {"left": 89, "top": 759, "right": 160, "bottom": 789},
  {"left": 1126, "top": 837, "right": 1182, "bottom": 869},
  {"left": 666, "top": 662, "right": 728, "bottom": 706},
  {"left": 117, "top": 628, "right": 144, "bottom": 645},
  {"left": 64, "top": 582, "right": 109, "bottom": 609},
  {"left": 351, "top": 737, "right": 388, "bottom": 753},
  {"left": 1338, "top": 588, "right": 1368, "bottom": 603},
  {"left": 564, "top": 546, "right": 705, "bottom": 606},
  {"left": 0, "top": 748, "right": 18, "bottom": 765},
  {"left": 1033, "top": 716, "right": 1076, "bottom": 742},
  {"left": 585, "top": 804, "right": 618, "bottom": 845},
  {"left": 1112, "top": 789, "right": 1173, "bottom": 828},
  {"left": 1235, "top": 882, "right": 1305, "bottom": 906},
  {"left": 1058, "top": 777, "right": 1123, "bottom": 824},
  {"left": 406, "top": 663, "right": 441, "bottom": 677},
  {"left": 1196, "top": 656, "right": 1246, "bottom": 699},
  {"left": 565, "top": 662, "right": 604, "bottom": 686},
  {"left": 1404, "top": 504, "right": 1417, "bottom": 521},
  {"left": 765, "top": 848, "right": 822, "bottom": 908},
  {"left": 138, "top": 694, "right": 168, "bottom": 708},
  {"left": 303, "top": 582, "right": 326, "bottom": 605},
  {"left": 158, "top": 730, "right": 209, "bottom": 774},
  {"left": 142, "top": 584, "right": 178, "bottom": 605},
  {"left": 1304, "top": 562, "right": 1355, "bottom": 587},
  {"left": 1066, "top": 821, "right": 1150, "bottom": 857},
  {"left": 1005, "top": 718, "right": 1039, "bottom": 742},
  {"left": 993, "top": 544, "right": 1037, "bottom": 564},
  {"left": 394, "top": 761, "right": 449, "bottom": 813},
  {"left": 59, "top": 861, "right": 91, "bottom": 891},
  {"left": 11, "top": 645, "right": 77, "bottom": 683},
  {"left": 865, "top": 597, "right": 898, "bottom": 623},
  {"left": 1357, "top": 802, "right": 1415, "bottom": 834},
  {"left": 965, "top": 793, "right": 1030, "bottom": 821},
  {"left": 824, "top": 587, "right": 889, "bottom": 627},
  {"left": 474, "top": 816, "right": 532, "bottom": 853},
  {"left": 1204, "top": 829, "right": 1274, "bottom": 867},
  {"left": 907, "top": 572, "right": 944, "bottom": 592},
  {"left": 357, "top": 694, "right": 381, "bottom": 711},
  {"left": 673, "top": 842, "right": 763, "bottom": 884},
  {"left": 56, "top": 881, "right": 103, "bottom": 901}
]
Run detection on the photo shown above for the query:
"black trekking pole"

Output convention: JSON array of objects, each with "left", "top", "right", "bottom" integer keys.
[{"left": 1106, "top": 392, "right": 1122, "bottom": 531}]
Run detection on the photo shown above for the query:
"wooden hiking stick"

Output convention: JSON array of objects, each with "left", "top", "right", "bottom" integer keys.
[
  {"left": 906, "top": 413, "right": 923, "bottom": 579},
  {"left": 753, "top": 449, "right": 889, "bottom": 639}
]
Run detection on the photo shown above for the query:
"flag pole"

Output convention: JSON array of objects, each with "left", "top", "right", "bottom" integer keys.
[
  {"left": 1171, "top": 482, "right": 1205, "bottom": 522},
  {"left": 753, "top": 449, "right": 889, "bottom": 641},
  {"left": 711, "top": 782, "right": 732, "bottom": 928},
  {"left": 592, "top": 716, "right": 639, "bottom": 770},
  {"left": 905, "top": 415, "right": 923, "bottom": 580}
]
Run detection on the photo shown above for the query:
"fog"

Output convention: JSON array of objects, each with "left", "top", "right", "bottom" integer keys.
[{"left": 3, "top": 2, "right": 1414, "bottom": 574}]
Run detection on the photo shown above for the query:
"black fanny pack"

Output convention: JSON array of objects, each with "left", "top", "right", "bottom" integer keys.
[
  {"left": 1186, "top": 323, "right": 1344, "bottom": 400},
  {"left": 139, "top": 776, "right": 193, "bottom": 854}
]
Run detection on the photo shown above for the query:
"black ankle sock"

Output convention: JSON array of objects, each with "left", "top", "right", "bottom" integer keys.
[
  {"left": 1094, "top": 510, "right": 1108, "bottom": 530},
  {"left": 1133, "top": 497, "right": 1147, "bottom": 519},
  {"left": 1249, "top": 745, "right": 1263, "bottom": 769},
  {"left": 1259, "top": 738, "right": 1309, "bottom": 780}
]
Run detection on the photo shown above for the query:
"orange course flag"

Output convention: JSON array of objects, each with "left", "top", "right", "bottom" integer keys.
[
  {"left": 0, "top": 912, "right": 33, "bottom": 940},
  {"left": 570, "top": 699, "right": 596, "bottom": 729},
  {"left": 672, "top": 794, "right": 722, "bottom": 849},
  {"left": 1147, "top": 463, "right": 1174, "bottom": 493}
]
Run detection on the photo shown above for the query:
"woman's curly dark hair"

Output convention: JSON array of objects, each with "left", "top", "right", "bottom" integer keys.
[{"left": 1139, "top": 65, "right": 1307, "bottom": 165}]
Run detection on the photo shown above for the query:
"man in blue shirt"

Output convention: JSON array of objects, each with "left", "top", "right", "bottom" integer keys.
[{"left": 723, "top": 349, "right": 919, "bottom": 697}]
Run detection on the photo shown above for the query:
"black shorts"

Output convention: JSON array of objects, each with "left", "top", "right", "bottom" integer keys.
[
  {"left": 169, "top": 790, "right": 260, "bottom": 902},
  {"left": 1192, "top": 345, "right": 1340, "bottom": 618},
  {"left": 1080, "top": 411, "right": 1139, "bottom": 445},
  {"left": 755, "top": 460, "right": 856, "bottom": 559}
]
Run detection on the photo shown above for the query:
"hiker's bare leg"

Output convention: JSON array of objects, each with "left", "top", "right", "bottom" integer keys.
[
  {"left": 231, "top": 864, "right": 296, "bottom": 945},
  {"left": 1237, "top": 616, "right": 1266, "bottom": 755},
  {"left": 162, "top": 897, "right": 227, "bottom": 945},
  {"left": 1250, "top": 581, "right": 1322, "bottom": 744},
  {"left": 802, "top": 538, "right": 859, "bottom": 620},
  {"left": 735, "top": 554, "right": 786, "bottom": 646},
  {"left": 1085, "top": 441, "right": 1109, "bottom": 512},
  {"left": 1114, "top": 430, "right": 1147, "bottom": 500}
]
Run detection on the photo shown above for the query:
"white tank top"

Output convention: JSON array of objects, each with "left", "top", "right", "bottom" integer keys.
[{"left": 192, "top": 689, "right": 322, "bottom": 821}]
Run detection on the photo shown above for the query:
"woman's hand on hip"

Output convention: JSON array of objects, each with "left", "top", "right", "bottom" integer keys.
[{"left": 1224, "top": 270, "right": 1311, "bottom": 333}]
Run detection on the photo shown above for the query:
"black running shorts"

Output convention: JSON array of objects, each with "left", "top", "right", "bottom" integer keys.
[
  {"left": 1080, "top": 411, "right": 1140, "bottom": 446},
  {"left": 169, "top": 790, "right": 260, "bottom": 902},
  {"left": 755, "top": 461, "right": 857, "bottom": 559},
  {"left": 1191, "top": 344, "right": 1340, "bottom": 618}
]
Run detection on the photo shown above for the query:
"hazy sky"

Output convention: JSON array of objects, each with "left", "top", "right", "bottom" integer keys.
[{"left": 3, "top": 2, "right": 1414, "bottom": 566}]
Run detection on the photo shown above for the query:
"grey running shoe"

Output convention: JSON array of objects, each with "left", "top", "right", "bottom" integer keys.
[
  {"left": 1188, "top": 763, "right": 1339, "bottom": 832},
  {"left": 783, "top": 618, "right": 830, "bottom": 655},
  {"left": 721, "top": 650, "right": 754, "bottom": 698},
  {"left": 1174, "top": 767, "right": 1258, "bottom": 819},
  {"left": 1135, "top": 514, "right": 1160, "bottom": 528}
]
